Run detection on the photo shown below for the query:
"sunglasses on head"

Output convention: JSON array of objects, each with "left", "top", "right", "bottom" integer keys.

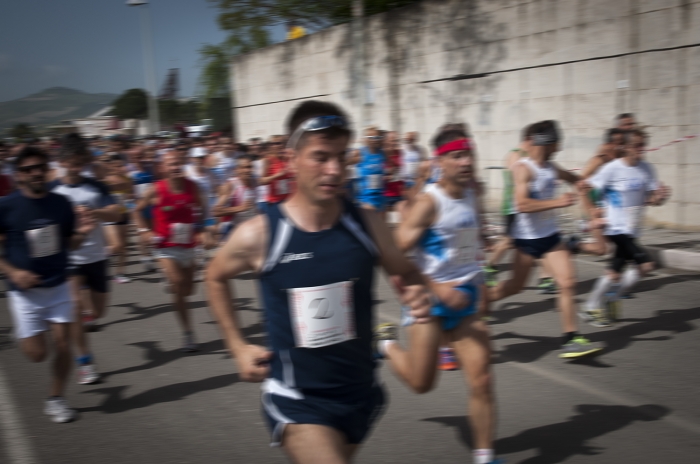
[
  {"left": 287, "top": 115, "right": 350, "bottom": 149},
  {"left": 17, "top": 163, "right": 48, "bottom": 174}
]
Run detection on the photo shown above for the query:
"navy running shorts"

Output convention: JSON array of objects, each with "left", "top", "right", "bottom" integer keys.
[
  {"left": 261, "top": 380, "right": 386, "bottom": 446},
  {"left": 68, "top": 260, "right": 109, "bottom": 293},
  {"left": 514, "top": 233, "right": 561, "bottom": 259}
]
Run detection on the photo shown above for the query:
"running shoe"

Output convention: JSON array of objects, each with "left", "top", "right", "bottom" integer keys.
[
  {"left": 373, "top": 323, "right": 398, "bottom": 359},
  {"left": 113, "top": 274, "right": 131, "bottom": 284},
  {"left": 77, "top": 364, "right": 101, "bottom": 385},
  {"left": 537, "top": 277, "right": 557, "bottom": 294},
  {"left": 579, "top": 308, "right": 612, "bottom": 328},
  {"left": 484, "top": 265, "right": 499, "bottom": 288},
  {"left": 44, "top": 397, "right": 78, "bottom": 423},
  {"left": 438, "top": 347, "right": 459, "bottom": 371},
  {"left": 181, "top": 332, "right": 200, "bottom": 353},
  {"left": 559, "top": 336, "right": 603, "bottom": 359},
  {"left": 605, "top": 298, "right": 622, "bottom": 322}
]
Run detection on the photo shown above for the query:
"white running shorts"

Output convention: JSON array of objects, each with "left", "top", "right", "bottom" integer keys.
[{"left": 8, "top": 282, "right": 73, "bottom": 339}]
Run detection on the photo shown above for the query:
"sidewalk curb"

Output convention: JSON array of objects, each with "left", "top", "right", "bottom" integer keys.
[{"left": 645, "top": 245, "right": 700, "bottom": 272}]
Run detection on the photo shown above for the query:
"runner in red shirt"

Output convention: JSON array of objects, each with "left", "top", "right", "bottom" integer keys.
[
  {"left": 135, "top": 151, "right": 210, "bottom": 352},
  {"left": 261, "top": 135, "right": 292, "bottom": 204}
]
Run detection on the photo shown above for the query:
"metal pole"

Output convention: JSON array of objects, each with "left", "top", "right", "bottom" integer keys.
[
  {"left": 352, "top": 0, "right": 365, "bottom": 130},
  {"left": 139, "top": 4, "right": 160, "bottom": 134}
]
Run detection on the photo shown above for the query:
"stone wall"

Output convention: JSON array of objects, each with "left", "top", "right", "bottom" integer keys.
[{"left": 231, "top": 0, "right": 700, "bottom": 229}]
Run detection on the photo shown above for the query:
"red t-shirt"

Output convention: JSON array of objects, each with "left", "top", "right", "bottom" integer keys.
[
  {"left": 384, "top": 150, "right": 403, "bottom": 197},
  {"left": 0, "top": 175, "right": 12, "bottom": 197}
]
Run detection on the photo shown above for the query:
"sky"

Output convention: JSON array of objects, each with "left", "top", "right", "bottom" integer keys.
[{"left": 0, "top": 0, "right": 285, "bottom": 103}]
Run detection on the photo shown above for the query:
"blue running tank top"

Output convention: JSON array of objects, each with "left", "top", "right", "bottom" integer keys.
[
  {"left": 259, "top": 199, "right": 379, "bottom": 399},
  {"left": 356, "top": 147, "right": 386, "bottom": 196}
]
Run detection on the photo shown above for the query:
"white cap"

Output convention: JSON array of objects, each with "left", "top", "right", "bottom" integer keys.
[{"left": 190, "top": 147, "right": 207, "bottom": 158}]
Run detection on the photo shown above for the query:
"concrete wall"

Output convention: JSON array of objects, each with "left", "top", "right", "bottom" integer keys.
[{"left": 231, "top": 0, "right": 700, "bottom": 229}]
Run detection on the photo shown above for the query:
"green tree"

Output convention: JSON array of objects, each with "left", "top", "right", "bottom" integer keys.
[
  {"left": 8, "top": 123, "right": 36, "bottom": 140},
  {"left": 198, "top": 1, "right": 419, "bottom": 106},
  {"left": 112, "top": 88, "right": 148, "bottom": 120}
]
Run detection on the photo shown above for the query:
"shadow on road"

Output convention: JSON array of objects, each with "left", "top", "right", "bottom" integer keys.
[
  {"left": 78, "top": 373, "right": 239, "bottom": 414},
  {"left": 424, "top": 403, "right": 669, "bottom": 463}
]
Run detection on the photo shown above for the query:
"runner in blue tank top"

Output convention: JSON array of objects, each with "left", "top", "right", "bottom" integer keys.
[
  {"left": 206, "top": 101, "right": 433, "bottom": 463},
  {"left": 355, "top": 127, "right": 387, "bottom": 212}
]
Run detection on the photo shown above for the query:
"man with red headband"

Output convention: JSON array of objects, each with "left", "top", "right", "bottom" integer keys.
[{"left": 375, "top": 128, "right": 501, "bottom": 464}]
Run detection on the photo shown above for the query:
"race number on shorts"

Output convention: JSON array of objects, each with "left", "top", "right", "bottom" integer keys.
[
  {"left": 25, "top": 224, "right": 59, "bottom": 258},
  {"left": 170, "top": 223, "right": 193, "bottom": 244},
  {"left": 288, "top": 281, "right": 355, "bottom": 349},
  {"left": 455, "top": 228, "right": 478, "bottom": 263},
  {"left": 368, "top": 174, "right": 383, "bottom": 190}
]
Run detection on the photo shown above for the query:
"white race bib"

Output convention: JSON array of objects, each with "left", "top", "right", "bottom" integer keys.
[
  {"left": 368, "top": 174, "right": 382, "bottom": 190},
  {"left": 626, "top": 206, "right": 643, "bottom": 231},
  {"left": 25, "top": 224, "right": 59, "bottom": 258},
  {"left": 170, "top": 223, "right": 193, "bottom": 244},
  {"left": 455, "top": 228, "right": 478, "bottom": 264},
  {"left": 277, "top": 179, "right": 288, "bottom": 195},
  {"left": 288, "top": 281, "right": 355, "bottom": 349}
]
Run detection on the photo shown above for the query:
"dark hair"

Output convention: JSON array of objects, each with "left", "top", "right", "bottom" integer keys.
[
  {"left": 432, "top": 128, "right": 468, "bottom": 150},
  {"left": 522, "top": 124, "right": 535, "bottom": 141},
  {"left": 60, "top": 133, "right": 90, "bottom": 162},
  {"left": 530, "top": 120, "right": 560, "bottom": 146},
  {"left": 235, "top": 143, "right": 248, "bottom": 153},
  {"left": 617, "top": 113, "right": 634, "bottom": 121},
  {"left": 605, "top": 128, "right": 625, "bottom": 143},
  {"left": 286, "top": 100, "right": 352, "bottom": 147},
  {"left": 14, "top": 146, "right": 49, "bottom": 167}
]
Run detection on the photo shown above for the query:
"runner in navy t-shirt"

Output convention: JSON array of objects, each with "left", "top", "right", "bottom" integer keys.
[{"left": 0, "top": 146, "right": 95, "bottom": 423}]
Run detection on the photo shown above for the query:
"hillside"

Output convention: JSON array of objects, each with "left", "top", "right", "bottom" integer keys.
[{"left": 0, "top": 87, "right": 118, "bottom": 133}]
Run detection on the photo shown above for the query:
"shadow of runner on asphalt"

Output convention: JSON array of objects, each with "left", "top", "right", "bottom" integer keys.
[
  {"left": 78, "top": 373, "right": 240, "bottom": 414},
  {"left": 424, "top": 404, "right": 669, "bottom": 464},
  {"left": 99, "top": 322, "right": 266, "bottom": 380}
]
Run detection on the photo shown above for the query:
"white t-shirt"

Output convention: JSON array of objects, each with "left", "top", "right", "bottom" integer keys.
[
  {"left": 185, "top": 164, "right": 217, "bottom": 218},
  {"left": 52, "top": 178, "right": 115, "bottom": 265},
  {"left": 589, "top": 158, "right": 658, "bottom": 237}
]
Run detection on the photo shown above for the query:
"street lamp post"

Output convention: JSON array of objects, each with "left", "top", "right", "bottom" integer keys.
[{"left": 127, "top": 0, "right": 160, "bottom": 135}]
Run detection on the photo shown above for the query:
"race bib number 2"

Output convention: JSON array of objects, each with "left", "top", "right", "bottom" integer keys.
[
  {"left": 288, "top": 281, "right": 355, "bottom": 349},
  {"left": 25, "top": 224, "right": 59, "bottom": 258}
]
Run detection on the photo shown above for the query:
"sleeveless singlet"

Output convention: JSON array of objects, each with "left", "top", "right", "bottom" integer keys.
[
  {"left": 356, "top": 147, "right": 386, "bottom": 196},
  {"left": 512, "top": 158, "right": 559, "bottom": 240},
  {"left": 222, "top": 177, "right": 257, "bottom": 224},
  {"left": 401, "top": 145, "right": 422, "bottom": 182},
  {"left": 259, "top": 199, "right": 379, "bottom": 399},
  {"left": 267, "top": 157, "right": 291, "bottom": 204},
  {"left": 501, "top": 148, "right": 528, "bottom": 216},
  {"left": 152, "top": 179, "right": 198, "bottom": 248},
  {"left": 414, "top": 183, "right": 482, "bottom": 283}
]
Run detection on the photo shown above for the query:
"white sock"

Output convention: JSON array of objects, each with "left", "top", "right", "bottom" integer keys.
[
  {"left": 379, "top": 340, "right": 395, "bottom": 357},
  {"left": 587, "top": 275, "right": 613, "bottom": 310},
  {"left": 616, "top": 268, "right": 640, "bottom": 298},
  {"left": 474, "top": 449, "right": 494, "bottom": 464}
]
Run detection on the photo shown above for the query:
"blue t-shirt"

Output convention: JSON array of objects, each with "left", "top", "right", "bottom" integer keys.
[
  {"left": 356, "top": 147, "right": 386, "bottom": 196},
  {"left": 0, "top": 191, "right": 75, "bottom": 291}
]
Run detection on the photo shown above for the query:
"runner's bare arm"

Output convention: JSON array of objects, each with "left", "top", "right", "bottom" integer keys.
[
  {"left": 361, "top": 209, "right": 432, "bottom": 322},
  {"left": 552, "top": 162, "right": 581, "bottom": 184},
  {"left": 394, "top": 193, "right": 435, "bottom": 253},
  {"left": 580, "top": 152, "right": 606, "bottom": 179},
  {"left": 206, "top": 216, "right": 271, "bottom": 381},
  {"left": 514, "top": 163, "right": 573, "bottom": 212}
]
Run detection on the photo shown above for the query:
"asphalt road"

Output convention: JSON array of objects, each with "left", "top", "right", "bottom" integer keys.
[{"left": 1, "top": 247, "right": 700, "bottom": 464}]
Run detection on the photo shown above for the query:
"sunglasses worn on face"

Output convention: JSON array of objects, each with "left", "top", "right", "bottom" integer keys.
[{"left": 17, "top": 163, "right": 49, "bottom": 174}]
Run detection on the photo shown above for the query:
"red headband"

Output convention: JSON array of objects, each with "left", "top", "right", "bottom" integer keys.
[{"left": 435, "top": 138, "right": 472, "bottom": 156}]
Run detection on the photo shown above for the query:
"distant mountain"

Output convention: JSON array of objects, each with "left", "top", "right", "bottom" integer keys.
[{"left": 0, "top": 87, "right": 118, "bottom": 133}]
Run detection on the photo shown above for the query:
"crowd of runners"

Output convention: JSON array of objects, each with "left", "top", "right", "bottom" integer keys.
[{"left": 0, "top": 103, "right": 670, "bottom": 463}]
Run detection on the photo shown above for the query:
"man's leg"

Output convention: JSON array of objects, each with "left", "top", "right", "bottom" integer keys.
[
  {"left": 450, "top": 313, "right": 496, "bottom": 459},
  {"left": 383, "top": 319, "right": 442, "bottom": 394},
  {"left": 488, "top": 248, "right": 535, "bottom": 303},
  {"left": 542, "top": 245, "right": 577, "bottom": 333},
  {"left": 68, "top": 275, "right": 91, "bottom": 359},
  {"left": 487, "top": 236, "right": 513, "bottom": 269},
  {"left": 158, "top": 258, "right": 192, "bottom": 332},
  {"left": 283, "top": 424, "right": 357, "bottom": 464},
  {"left": 19, "top": 333, "right": 48, "bottom": 363},
  {"left": 49, "top": 323, "right": 72, "bottom": 397}
]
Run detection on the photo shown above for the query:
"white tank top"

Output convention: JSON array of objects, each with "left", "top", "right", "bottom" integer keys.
[
  {"left": 253, "top": 159, "right": 269, "bottom": 202},
  {"left": 512, "top": 158, "right": 559, "bottom": 240},
  {"left": 413, "top": 183, "right": 482, "bottom": 283},
  {"left": 401, "top": 145, "right": 422, "bottom": 180}
]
